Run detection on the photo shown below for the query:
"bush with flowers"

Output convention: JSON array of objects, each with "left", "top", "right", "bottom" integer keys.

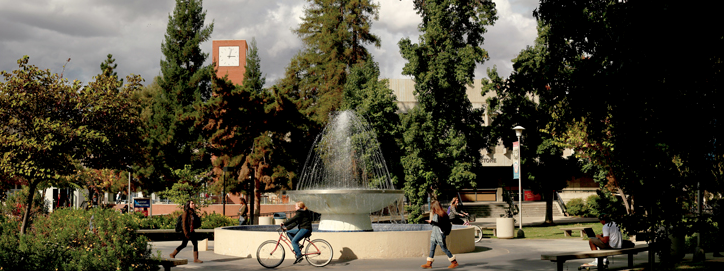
[{"left": 0, "top": 207, "right": 160, "bottom": 271}]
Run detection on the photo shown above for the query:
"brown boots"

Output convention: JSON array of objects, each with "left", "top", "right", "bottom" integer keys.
[
  {"left": 422, "top": 256, "right": 458, "bottom": 269},
  {"left": 448, "top": 256, "right": 458, "bottom": 269},
  {"left": 170, "top": 249, "right": 202, "bottom": 263},
  {"left": 421, "top": 257, "right": 434, "bottom": 268}
]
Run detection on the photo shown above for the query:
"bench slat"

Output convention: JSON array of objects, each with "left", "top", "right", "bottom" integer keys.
[
  {"left": 541, "top": 245, "right": 650, "bottom": 261},
  {"left": 160, "top": 258, "right": 188, "bottom": 266}
]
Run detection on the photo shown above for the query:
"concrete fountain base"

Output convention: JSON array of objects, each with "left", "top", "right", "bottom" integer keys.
[
  {"left": 214, "top": 224, "right": 474, "bottom": 259},
  {"left": 286, "top": 189, "right": 405, "bottom": 231}
]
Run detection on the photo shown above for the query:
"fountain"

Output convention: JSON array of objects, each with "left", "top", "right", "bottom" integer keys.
[
  {"left": 214, "top": 110, "right": 475, "bottom": 259},
  {"left": 287, "top": 110, "right": 404, "bottom": 231}
]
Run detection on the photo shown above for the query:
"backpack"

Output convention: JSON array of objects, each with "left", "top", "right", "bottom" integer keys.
[
  {"left": 622, "top": 240, "right": 635, "bottom": 248},
  {"left": 175, "top": 215, "right": 183, "bottom": 232}
]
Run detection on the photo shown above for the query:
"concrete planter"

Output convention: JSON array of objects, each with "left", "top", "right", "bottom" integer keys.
[
  {"left": 258, "top": 217, "right": 274, "bottom": 225},
  {"left": 496, "top": 217, "right": 515, "bottom": 239}
]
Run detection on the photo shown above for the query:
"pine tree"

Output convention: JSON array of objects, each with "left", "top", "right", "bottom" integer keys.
[
  {"left": 100, "top": 54, "right": 122, "bottom": 86},
  {"left": 141, "top": 0, "right": 214, "bottom": 190},
  {"left": 398, "top": 0, "right": 497, "bottom": 222},
  {"left": 279, "top": 0, "right": 381, "bottom": 125}
]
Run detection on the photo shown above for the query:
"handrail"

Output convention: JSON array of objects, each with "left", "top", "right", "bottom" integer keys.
[{"left": 554, "top": 191, "right": 568, "bottom": 216}]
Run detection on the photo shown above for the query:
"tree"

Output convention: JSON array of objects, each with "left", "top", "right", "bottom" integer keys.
[
  {"left": 482, "top": 21, "right": 577, "bottom": 225},
  {"left": 100, "top": 53, "right": 123, "bottom": 86},
  {"left": 200, "top": 38, "right": 307, "bottom": 224},
  {"left": 398, "top": 0, "right": 497, "bottom": 222},
  {"left": 278, "top": 0, "right": 381, "bottom": 125},
  {"left": 141, "top": 0, "right": 214, "bottom": 191},
  {"left": 0, "top": 56, "right": 145, "bottom": 234},
  {"left": 157, "top": 165, "right": 211, "bottom": 209},
  {"left": 341, "top": 59, "right": 404, "bottom": 186},
  {"left": 535, "top": 0, "right": 724, "bottom": 260}
]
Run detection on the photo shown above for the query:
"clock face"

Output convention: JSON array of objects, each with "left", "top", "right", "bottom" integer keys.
[{"left": 218, "top": 46, "right": 239, "bottom": 67}]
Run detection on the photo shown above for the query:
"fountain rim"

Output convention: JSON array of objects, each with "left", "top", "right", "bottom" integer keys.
[{"left": 287, "top": 189, "right": 404, "bottom": 195}]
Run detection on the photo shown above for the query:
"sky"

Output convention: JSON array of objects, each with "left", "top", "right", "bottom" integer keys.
[{"left": 0, "top": 0, "right": 539, "bottom": 87}]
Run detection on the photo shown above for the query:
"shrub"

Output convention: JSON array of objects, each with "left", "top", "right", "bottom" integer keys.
[
  {"left": 586, "top": 195, "right": 601, "bottom": 217},
  {"left": 200, "top": 212, "right": 236, "bottom": 229},
  {"left": 0, "top": 208, "right": 160, "bottom": 271},
  {"left": 133, "top": 210, "right": 233, "bottom": 229},
  {"left": 0, "top": 187, "right": 47, "bottom": 221},
  {"left": 566, "top": 198, "right": 587, "bottom": 216}
]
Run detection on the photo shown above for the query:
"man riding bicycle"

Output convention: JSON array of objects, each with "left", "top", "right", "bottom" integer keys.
[{"left": 282, "top": 201, "right": 313, "bottom": 264}]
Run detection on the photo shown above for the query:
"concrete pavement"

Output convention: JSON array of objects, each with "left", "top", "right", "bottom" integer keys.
[{"left": 150, "top": 216, "right": 662, "bottom": 271}]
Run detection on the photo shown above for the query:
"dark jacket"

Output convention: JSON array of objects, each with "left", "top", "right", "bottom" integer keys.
[
  {"left": 177, "top": 212, "right": 201, "bottom": 237},
  {"left": 284, "top": 209, "right": 313, "bottom": 231}
]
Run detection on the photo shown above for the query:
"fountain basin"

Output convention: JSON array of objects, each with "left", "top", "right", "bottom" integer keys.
[
  {"left": 214, "top": 224, "right": 475, "bottom": 259},
  {"left": 286, "top": 190, "right": 404, "bottom": 231}
]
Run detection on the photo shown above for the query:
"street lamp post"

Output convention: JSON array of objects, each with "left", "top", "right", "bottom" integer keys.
[
  {"left": 513, "top": 126, "right": 525, "bottom": 238},
  {"left": 127, "top": 167, "right": 131, "bottom": 214}
]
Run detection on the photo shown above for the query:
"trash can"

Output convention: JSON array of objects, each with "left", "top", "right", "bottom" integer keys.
[{"left": 273, "top": 212, "right": 287, "bottom": 225}]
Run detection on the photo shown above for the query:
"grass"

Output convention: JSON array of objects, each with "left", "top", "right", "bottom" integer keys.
[
  {"left": 480, "top": 222, "right": 604, "bottom": 239},
  {"left": 518, "top": 222, "right": 604, "bottom": 239}
]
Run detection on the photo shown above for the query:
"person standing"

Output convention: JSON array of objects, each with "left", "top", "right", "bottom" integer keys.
[
  {"left": 422, "top": 200, "right": 458, "bottom": 269},
  {"left": 115, "top": 191, "right": 121, "bottom": 204},
  {"left": 170, "top": 200, "right": 203, "bottom": 263},
  {"left": 586, "top": 214, "right": 622, "bottom": 266},
  {"left": 283, "top": 201, "right": 314, "bottom": 264},
  {"left": 238, "top": 198, "right": 248, "bottom": 225}
]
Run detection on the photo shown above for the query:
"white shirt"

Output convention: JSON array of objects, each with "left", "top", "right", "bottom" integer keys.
[{"left": 602, "top": 221, "right": 622, "bottom": 249}]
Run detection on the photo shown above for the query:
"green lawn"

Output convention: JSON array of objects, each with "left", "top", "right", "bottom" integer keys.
[{"left": 481, "top": 222, "right": 604, "bottom": 239}]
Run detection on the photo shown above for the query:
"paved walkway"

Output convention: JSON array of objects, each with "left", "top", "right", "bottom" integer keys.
[{"left": 149, "top": 216, "right": 718, "bottom": 270}]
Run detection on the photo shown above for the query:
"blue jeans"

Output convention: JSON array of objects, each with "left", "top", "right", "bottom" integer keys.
[
  {"left": 429, "top": 235, "right": 453, "bottom": 258},
  {"left": 287, "top": 228, "right": 310, "bottom": 257}
]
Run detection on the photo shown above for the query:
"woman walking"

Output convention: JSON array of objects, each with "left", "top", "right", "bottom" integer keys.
[
  {"left": 283, "top": 201, "right": 314, "bottom": 264},
  {"left": 238, "top": 198, "right": 248, "bottom": 225},
  {"left": 422, "top": 200, "right": 458, "bottom": 269},
  {"left": 170, "top": 200, "right": 203, "bottom": 263}
]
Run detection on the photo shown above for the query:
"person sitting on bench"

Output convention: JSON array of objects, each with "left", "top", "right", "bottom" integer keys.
[{"left": 586, "top": 214, "right": 622, "bottom": 266}]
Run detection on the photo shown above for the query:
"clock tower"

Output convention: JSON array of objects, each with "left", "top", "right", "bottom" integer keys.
[{"left": 213, "top": 40, "right": 247, "bottom": 85}]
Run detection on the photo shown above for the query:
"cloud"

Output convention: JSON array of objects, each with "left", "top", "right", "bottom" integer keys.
[{"left": 0, "top": 0, "right": 538, "bottom": 87}]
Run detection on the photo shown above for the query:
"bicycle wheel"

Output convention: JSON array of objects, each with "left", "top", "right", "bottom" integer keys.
[
  {"left": 305, "top": 239, "right": 333, "bottom": 267},
  {"left": 257, "top": 240, "right": 285, "bottom": 268},
  {"left": 473, "top": 225, "right": 484, "bottom": 243}
]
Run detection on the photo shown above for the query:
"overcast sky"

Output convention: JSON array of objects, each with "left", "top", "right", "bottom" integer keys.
[{"left": 0, "top": 0, "right": 538, "bottom": 87}]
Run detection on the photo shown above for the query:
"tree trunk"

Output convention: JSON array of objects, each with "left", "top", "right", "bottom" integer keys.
[
  {"left": 248, "top": 168, "right": 256, "bottom": 225},
  {"left": 543, "top": 189, "right": 556, "bottom": 226},
  {"left": 617, "top": 187, "right": 632, "bottom": 214},
  {"left": 20, "top": 180, "right": 39, "bottom": 235},
  {"left": 254, "top": 167, "right": 261, "bottom": 225}
]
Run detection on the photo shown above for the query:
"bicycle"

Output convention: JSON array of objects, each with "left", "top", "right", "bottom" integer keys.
[
  {"left": 461, "top": 214, "right": 483, "bottom": 243},
  {"left": 256, "top": 225, "right": 333, "bottom": 268}
]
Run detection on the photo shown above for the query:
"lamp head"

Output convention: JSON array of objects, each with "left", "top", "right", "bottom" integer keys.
[{"left": 513, "top": 126, "right": 525, "bottom": 138}]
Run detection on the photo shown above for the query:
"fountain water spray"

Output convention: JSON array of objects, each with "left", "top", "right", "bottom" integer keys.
[{"left": 288, "top": 110, "right": 404, "bottom": 231}]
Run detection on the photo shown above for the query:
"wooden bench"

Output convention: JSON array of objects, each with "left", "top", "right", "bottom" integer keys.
[
  {"left": 480, "top": 226, "right": 496, "bottom": 236},
  {"left": 159, "top": 258, "right": 187, "bottom": 271},
  {"left": 559, "top": 227, "right": 593, "bottom": 237},
  {"left": 541, "top": 244, "right": 652, "bottom": 271}
]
